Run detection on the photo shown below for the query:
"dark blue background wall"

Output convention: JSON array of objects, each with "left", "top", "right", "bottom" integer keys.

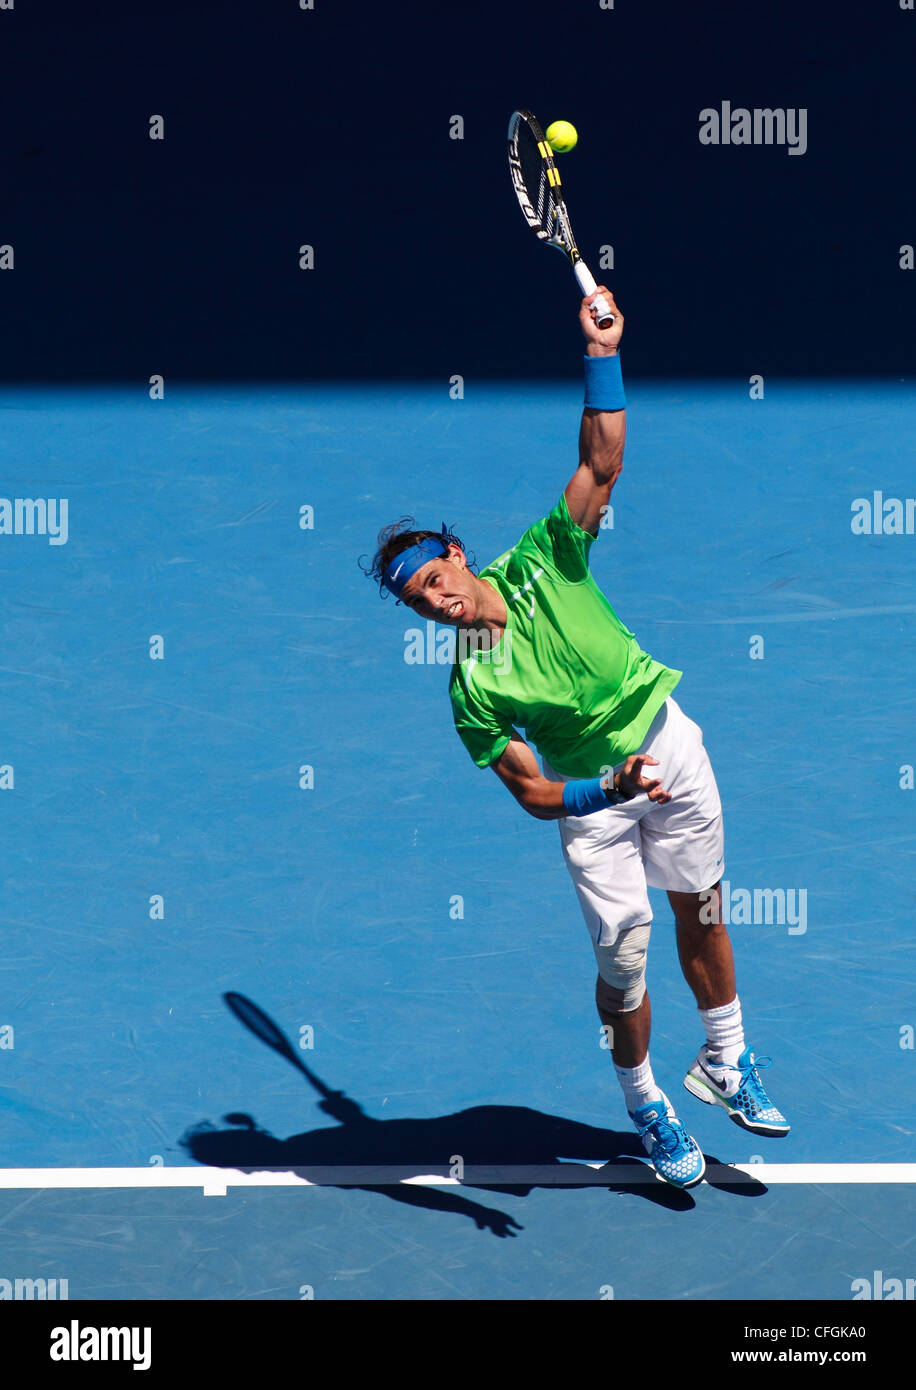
[{"left": 2, "top": 0, "right": 914, "bottom": 379}]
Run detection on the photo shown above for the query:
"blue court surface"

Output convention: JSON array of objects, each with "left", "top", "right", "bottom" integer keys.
[{"left": 1, "top": 380, "right": 914, "bottom": 1301}]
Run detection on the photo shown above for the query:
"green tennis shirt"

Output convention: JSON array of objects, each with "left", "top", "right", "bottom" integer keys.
[{"left": 448, "top": 493, "right": 681, "bottom": 777}]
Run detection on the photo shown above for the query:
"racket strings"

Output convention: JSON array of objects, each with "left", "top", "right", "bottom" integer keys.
[{"left": 519, "top": 127, "right": 554, "bottom": 236}]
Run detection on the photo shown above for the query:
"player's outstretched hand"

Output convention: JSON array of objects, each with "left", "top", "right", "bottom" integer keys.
[
  {"left": 580, "top": 285, "right": 623, "bottom": 352},
  {"left": 617, "top": 754, "right": 671, "bottom": 804},
  {"left": 475, "top": 1209, "right": 524, "bottom": 1237}
]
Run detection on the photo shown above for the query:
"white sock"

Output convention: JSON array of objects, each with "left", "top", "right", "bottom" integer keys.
[
  {"left": 700, "top": 996, "right": 745, "bottom": 1068},
  {"left": 614, "top": 1055, "right": 663, "bottom": 1114}
]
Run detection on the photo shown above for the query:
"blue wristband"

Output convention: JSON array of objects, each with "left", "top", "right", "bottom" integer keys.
[
  {"left": 584, "top": 353, "right": 626, "bottom": 411},
  {"left": 562, "top": 777, "right": 614, "bottom": 816}
]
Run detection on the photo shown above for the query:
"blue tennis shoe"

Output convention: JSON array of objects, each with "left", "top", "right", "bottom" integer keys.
[
  {"left": 684, "top": 1045, "right": 790, "bottom": 1136},
  {"left": 629, "top": 1091, "right": 706, "bottom": 1188}
]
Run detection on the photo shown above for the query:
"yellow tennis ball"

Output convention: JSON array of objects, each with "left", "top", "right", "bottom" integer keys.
[{"left": 546, "top": 120, "right": 578, "bottom": 154}]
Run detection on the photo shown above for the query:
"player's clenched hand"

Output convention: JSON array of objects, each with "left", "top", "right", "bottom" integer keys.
[
  {"left": 580, "top": 285, "right": 623, "bottom": 353},
  {"left": 617, "top": 754, "right": 671, "bottom": 804}
]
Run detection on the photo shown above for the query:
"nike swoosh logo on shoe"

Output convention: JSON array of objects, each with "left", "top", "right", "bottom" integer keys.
[{"left": 698, "top": 1062, "right": 732, "bottom": 1094}]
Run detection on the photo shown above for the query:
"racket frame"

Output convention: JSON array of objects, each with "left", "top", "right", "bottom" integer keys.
[{"left": 223, "top": 991, "right": 334, "bottom": 1098}]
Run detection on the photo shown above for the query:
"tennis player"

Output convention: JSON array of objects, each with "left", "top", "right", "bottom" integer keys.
[{"left": 365, "top": 288, "right": 788, "bottom": 1187}]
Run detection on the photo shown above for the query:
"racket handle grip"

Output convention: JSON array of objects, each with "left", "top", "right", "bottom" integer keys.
[{"left": 574, "top": 260, "right": 615, "bottom": 329}]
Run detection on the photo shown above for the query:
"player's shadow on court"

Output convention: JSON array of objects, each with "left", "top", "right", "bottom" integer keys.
[{"left": 180, "top": 995, "right": 765, "bottom": 1235}]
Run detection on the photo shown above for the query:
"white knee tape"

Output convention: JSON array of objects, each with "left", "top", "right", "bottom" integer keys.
[{"left": 595, "top": 922, "right": 651, "bottom": 1013}]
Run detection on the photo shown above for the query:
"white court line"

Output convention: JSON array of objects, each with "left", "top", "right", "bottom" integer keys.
[{"left": 0, "top": 1164, "right": 914, "bottom": 1196}]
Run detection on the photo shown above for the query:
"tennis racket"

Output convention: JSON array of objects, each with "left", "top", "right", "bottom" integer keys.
[
  {"left": 223, "top": 991, "right": 334, "bottom": 1099},
  {"left": 507, "top": 109, "right": 614, "bottom": 327}
]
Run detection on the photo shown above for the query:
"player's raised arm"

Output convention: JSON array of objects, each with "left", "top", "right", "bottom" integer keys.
[{"left": 564, "top": 287, "right": 626, "bottom": 537}]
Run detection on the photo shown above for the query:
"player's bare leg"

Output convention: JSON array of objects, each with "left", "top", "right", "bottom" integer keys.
[
  {"left": 597, "top": 974, "right": 705, "bottom": 1184},
  {"left": 668, "top": 882, "right": 736, "bottom": 1009},
  {"left": 671, "top": 882, "right": 790, "bottom": 1135},
  {"left": 596, "top": 977, "right": 650, "bottom": 1068}
]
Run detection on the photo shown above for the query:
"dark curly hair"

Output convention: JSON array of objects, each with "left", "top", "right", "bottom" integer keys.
[{"left": 360, "top": 517, "right": 477, "bottom": 601}]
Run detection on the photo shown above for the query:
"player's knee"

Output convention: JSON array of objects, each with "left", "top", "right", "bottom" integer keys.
[{"left": 595, "top": 922, "right": 651, "bottom": 1014}]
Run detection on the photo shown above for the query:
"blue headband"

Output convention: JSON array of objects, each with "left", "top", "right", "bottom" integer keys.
[{"left": 383, "top": 525, "right": 450, "bottom": 598}]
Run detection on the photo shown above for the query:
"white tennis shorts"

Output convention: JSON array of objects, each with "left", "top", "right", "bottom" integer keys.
[{"left": 542, "top": 697, "right": 725, "bottom": 950}]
